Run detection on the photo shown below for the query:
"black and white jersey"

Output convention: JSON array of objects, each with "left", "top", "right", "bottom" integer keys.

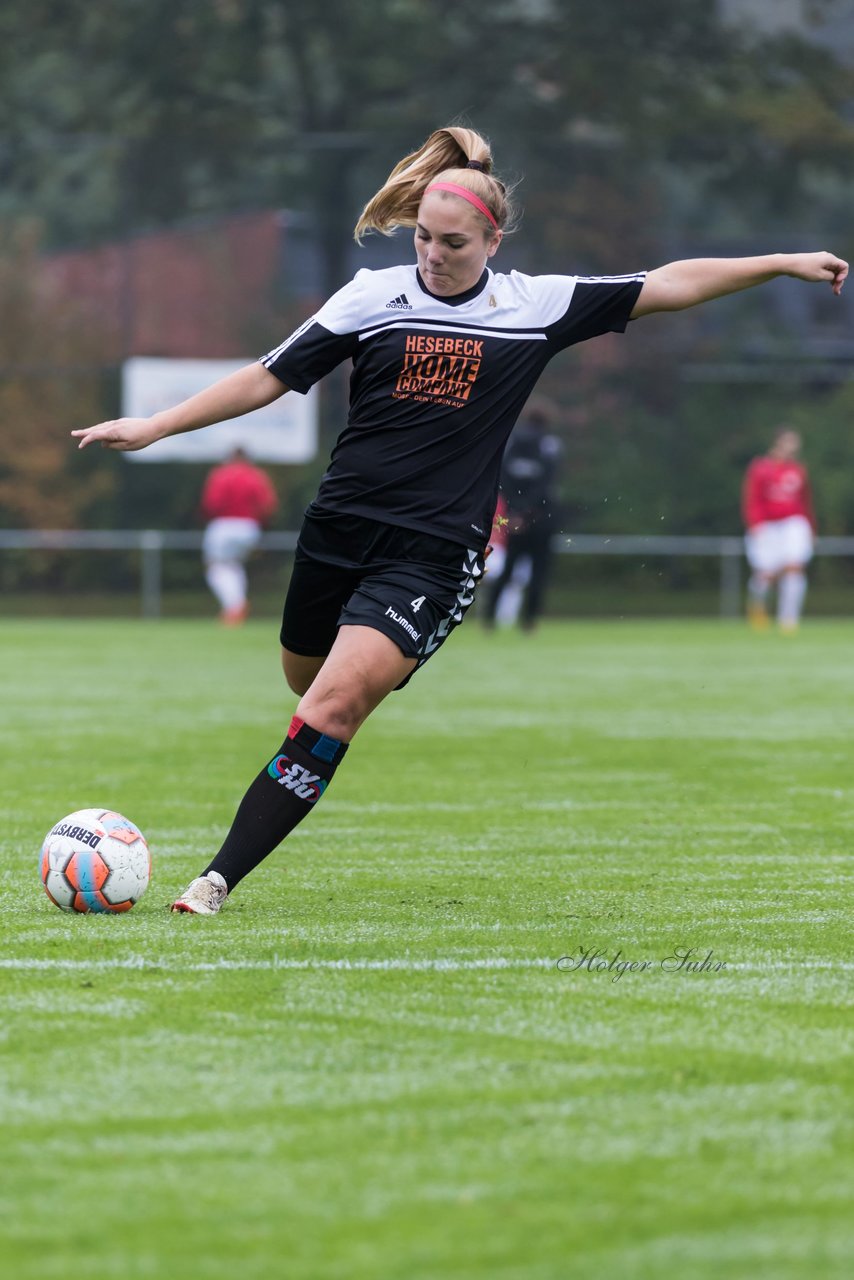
[{"left": 261, "top": 264, "right": 644, "bottom": 548}]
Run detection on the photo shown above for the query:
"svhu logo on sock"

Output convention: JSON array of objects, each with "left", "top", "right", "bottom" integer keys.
[{"left": 267, "top": 754, "right": 327, "bottom": 801}]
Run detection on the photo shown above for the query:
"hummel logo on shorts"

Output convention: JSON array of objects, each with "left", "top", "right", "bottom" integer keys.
[
  {"left": 385, "top": 604, "right": 420, "bottom": 642},
  {"left": 385, "top": 294, "right": 413, "bottom": 310}
]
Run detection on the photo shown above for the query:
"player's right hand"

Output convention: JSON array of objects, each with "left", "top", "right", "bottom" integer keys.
[{"left": 71, "top": 417, "right": 162, "bottom": 451}]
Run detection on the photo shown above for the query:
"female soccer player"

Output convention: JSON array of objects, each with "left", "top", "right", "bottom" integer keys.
[
  {"left": 72, "top": 125, "right": 848, "bottom": 914},
  {"left": 742, "top": 426, "right": 816, "bottom": 632}
]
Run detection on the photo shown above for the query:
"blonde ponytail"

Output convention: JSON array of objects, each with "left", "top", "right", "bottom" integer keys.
[{"left": 354, "top": 125, "right": 516, "bottom": 242}]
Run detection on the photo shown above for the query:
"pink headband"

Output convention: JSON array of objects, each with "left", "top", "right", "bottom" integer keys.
[{"left": 424, "top": 181, "right": 499, "bottom": 230}]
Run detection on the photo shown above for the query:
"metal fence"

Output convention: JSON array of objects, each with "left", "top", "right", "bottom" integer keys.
[{"left": 5, "top": 528, "right": 854, "bottom": 619}]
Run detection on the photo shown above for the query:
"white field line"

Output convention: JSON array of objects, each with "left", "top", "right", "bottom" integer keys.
[
  {"left": 0, "top": 955, "right": 555, "bottom": 973},
  {"left": 1, "top": 956, "right": 853, "bottom": 973}
]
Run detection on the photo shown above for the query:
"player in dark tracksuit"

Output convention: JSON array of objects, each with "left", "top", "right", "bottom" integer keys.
[
  {"left": 72, "top": 124, "right": 848, "bottom": 913},
  {"left": 483, "top": 408, "right": 562, "bottom": 630}
]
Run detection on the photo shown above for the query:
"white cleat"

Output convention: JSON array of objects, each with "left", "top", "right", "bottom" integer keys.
[{"left": 170, "top": 870, "right": 228, "bottom": 915}]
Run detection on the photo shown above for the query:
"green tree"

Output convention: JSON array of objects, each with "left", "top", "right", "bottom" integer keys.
[
  {"left": 2, "top": 0, "right": 854, "bottom": 544},
  {"left": 0, "top": 225, "right": 110, "bottom": 527},
  {"left": 3, "top": 1, "right": 852, "bottom": 258}
]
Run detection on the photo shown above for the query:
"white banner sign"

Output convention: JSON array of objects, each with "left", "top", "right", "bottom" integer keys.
[{"left": 121, "top": 357, "right": 318, "bottom": 463}]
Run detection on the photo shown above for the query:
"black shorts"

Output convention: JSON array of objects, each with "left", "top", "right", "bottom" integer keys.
[{"left": 280, "top": 505, "right": 485, "bottom": 685}]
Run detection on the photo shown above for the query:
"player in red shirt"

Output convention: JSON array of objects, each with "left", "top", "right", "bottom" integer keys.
[
  {"left": 481, "top": 493, "right": 531, "bottom": 626},
  {"left": 742, "top": 427, "right": 816, "bottom": 632},
  {"left": 201, "top": 447, "right": 278, "bottom": 624}
]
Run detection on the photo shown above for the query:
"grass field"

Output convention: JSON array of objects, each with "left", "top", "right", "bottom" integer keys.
[{"left": 1, "top": 616, "right": 852, "bottom": 1279}]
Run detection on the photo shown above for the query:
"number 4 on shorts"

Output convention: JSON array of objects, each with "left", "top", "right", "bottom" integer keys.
[{"left": 410, "top": 595, "right": 426, "bottom": 612}]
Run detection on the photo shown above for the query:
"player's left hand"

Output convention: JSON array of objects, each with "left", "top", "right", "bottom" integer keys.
[{"left": 785, "top": 251, "right": 848, "bottom": 295}]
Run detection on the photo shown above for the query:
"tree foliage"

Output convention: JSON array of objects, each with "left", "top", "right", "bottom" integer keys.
[
  {"left": 0, "top": 226, "right": 109, "bottom": 528},
  {"left": 2, "top": 0, "right": 854, "bottom": 535},
  {"left": 2, "top": 1, "right": 853, "bottom": 253}
]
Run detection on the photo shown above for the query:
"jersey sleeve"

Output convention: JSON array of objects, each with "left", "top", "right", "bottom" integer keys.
[
  {"left": 546, "top": 275, "right": 646, "bottom": 348},
  {"left": 802, "top": 468, "right": 817, "bottom": 532},
  {"left": 259, "top": 273, "right": 367, "bottom": 393},
  {"left": 200, "top": 468, "right": 224, "bottom": 520},
  {"left": 253, "top": 470, "right": 278, "bottom": 522},
  {"left": 742, "top": 460, "right": 762, "bottom": 528}
]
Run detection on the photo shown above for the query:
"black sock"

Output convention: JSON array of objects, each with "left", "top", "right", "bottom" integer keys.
[{"left": 204, "top": 715, "right": 348, "bottom": 891}]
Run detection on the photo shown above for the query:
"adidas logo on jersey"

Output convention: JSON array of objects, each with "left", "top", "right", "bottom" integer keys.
[{"left": 385, "top": 293, "right": 413, "bottom": 310}]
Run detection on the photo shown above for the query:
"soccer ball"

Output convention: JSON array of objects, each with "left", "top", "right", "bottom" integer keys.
[{"left": 40, "top": 808, "right": 151, "bottom": 913}]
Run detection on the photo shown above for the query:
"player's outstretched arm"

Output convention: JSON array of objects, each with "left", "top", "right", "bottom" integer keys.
[
  {"left": 631, "top": 251, "right": 848, "bottom": 318},
  {"left": 71, "top": 362, "right": 287, "bottom": 451}
]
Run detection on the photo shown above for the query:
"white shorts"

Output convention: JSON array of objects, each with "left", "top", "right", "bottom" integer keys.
[
  {"left": 203, "top": 517, "right": 262, "bottom": 565},
  {"left": 487, "top": 544, "right": 507, "bottom": 578},
  {"left": 745, "top": 515, "right": 813, "bottom": 574}
]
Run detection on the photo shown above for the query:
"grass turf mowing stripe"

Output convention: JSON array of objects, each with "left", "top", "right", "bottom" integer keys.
[{"left": 2, "top": 618, "right": 852, "bottom": 1280}]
